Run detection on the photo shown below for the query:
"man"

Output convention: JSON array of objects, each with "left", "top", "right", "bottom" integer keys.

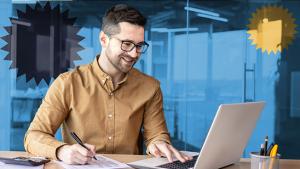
[{"left": 24, "top": 4, "right": 191, "bottom": 165}]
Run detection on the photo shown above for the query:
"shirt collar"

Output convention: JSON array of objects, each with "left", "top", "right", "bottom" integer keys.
[{"left": 91, "top": 55, "right": 129, "bottom": 87}]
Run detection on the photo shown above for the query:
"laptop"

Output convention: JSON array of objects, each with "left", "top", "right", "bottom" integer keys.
[{"left": 128, "top": 101, "right": 265, "bottom": 169}]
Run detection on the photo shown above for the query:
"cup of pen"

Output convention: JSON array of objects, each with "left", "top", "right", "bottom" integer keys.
[{"left": 250, "top": 152, "right": 280, "bottom": 169}]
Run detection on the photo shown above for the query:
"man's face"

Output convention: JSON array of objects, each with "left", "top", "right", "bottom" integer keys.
[{"left": 105, "top": 22, "right": 145, "bottom": 73}]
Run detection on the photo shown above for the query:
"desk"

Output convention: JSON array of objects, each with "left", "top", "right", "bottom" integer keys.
[{"left": 1, "top": 151, "right": 300, "bottom": 169}]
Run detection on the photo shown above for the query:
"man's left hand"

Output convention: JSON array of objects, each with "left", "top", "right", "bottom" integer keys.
[{"left": 148, "top": 141, "right": 193, "bottom": 163}]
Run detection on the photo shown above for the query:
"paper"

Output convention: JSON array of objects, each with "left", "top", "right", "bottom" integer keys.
[
  {"left": 0, "top": 162, "right": 44, "bottom": 169},
  {"left": 57, "top": 154, "right": 129, "bottom": 169}
]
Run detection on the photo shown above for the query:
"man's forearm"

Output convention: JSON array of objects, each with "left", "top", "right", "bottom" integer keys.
[{"left": 24, "top": 130, "right": 66, "bottom": 160}]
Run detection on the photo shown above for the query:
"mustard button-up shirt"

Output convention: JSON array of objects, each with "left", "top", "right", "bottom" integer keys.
[{"left": 24, "top": 56, "right": 170, "bottom": 160}]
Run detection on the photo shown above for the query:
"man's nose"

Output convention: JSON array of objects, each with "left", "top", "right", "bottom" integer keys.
[{"left": 128, "top": 47, "right": 140, "bottom": 59}]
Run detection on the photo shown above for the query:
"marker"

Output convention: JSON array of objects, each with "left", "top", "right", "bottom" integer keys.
[
  {"left": 263, "top": 136, "right": 268, "bottom": 156},
  {"left": 268, "top": 144, "right": 278, "bottom": 169},
  {"left": 270, "top": 144, "right": 278, "bottom": 158},
  {"left": 259, "top": 144, "right": 264, "bottom": 156}
]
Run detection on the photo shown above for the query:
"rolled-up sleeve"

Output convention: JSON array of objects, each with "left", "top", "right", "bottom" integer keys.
[
  {"left": 24, "top": 74, "right": 70, "bottom": 160},
  {"left": 143, "top": 82, "right": 171, "bottom": 153}
]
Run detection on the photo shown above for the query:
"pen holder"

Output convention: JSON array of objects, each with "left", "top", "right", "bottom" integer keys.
[{"left": 250, "top": 152, "right": 280, "bottom": 169}]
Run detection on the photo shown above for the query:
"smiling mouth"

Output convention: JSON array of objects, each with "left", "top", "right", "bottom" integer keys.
[{"left": 121, "top": 56, "right": 135, "bottom": 65}]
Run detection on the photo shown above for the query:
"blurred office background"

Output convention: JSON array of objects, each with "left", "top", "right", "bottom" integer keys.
[{"left": 0, "top": 0, "right": 299, "bottom": 159}]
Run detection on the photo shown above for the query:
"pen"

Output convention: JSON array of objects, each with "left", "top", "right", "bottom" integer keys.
[
  {"left": 70, "top": 132, "right": 97, "bottom": 160},
  {"left": 263, "top": 136, "right": 268, "bottom": 156}
]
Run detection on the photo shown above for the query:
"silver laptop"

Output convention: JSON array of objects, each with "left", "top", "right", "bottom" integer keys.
[{"left": 128, "top": 101, "right": 265, "bottom": 169}]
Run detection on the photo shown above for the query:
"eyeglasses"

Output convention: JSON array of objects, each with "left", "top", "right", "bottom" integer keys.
[{"left": 109, "top": 36, "right": 149, "bottom": 54}]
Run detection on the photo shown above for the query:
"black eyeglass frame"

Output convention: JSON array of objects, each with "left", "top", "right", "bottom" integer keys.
[{"left": 108, "top": 35, "right": 149, "bottom": 54}]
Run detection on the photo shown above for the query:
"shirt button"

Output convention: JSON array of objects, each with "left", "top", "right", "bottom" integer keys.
[
  {"left": 109, "top": 93, "right": 113, "bottom": 96},
  {"left": 108, "top": 136, "right": 112, "bottom": 140},
  {"left": 108, "top": 114, "right": 113, "bottom": 118}
]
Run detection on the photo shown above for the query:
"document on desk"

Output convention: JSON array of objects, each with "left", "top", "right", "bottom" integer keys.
[
  {"left": 57, "top": 154, "right": 129, "bottom": 169},
  {"left": 0, "top": 162, "right": 44, "bottom": 169}
]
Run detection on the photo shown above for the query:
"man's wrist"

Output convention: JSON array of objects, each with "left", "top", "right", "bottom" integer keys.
[{"left": 56, "top": 144, "right": 69, "bottom": 161}]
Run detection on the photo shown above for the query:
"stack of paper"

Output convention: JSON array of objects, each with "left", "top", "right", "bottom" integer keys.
[{"left": 57, "top": 154, "right": 129, "bottom": 169}]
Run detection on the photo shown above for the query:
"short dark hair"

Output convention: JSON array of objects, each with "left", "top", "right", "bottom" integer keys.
[{"left": 101, "top": 4, "right": 147, "bottom": 35}]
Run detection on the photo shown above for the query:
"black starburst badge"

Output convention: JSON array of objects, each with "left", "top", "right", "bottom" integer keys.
[{"left": 1, "top": 2, "right": 84, "bottom": 85}]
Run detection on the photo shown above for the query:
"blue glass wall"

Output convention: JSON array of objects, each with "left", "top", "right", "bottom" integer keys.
[
  {"left": 0, "top": 0, "right": 300, "bottom": 159},
  {"left": 0, "top": 0, "right": 12, "bottom": 151}
]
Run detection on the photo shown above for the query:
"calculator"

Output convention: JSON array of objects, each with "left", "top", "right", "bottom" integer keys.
[{"left": 0, "top": 156, "right": 50, "bottom": 166}]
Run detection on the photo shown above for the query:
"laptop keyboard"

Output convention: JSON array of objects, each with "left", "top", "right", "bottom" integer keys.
[{"left": 157, "top": 155, "right": 198, "bottom": 169}]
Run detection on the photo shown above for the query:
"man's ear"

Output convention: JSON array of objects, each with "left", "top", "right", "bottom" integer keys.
[{"left": 100, "top": 31, "right": 109, "bottom": 48}]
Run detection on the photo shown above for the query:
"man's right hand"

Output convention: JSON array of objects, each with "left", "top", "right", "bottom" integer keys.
[{"left": 57, "top": 144, "right": 96, "bottom": 164}]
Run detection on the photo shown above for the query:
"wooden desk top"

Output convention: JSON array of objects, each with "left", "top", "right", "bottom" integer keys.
[{"left": 1, "top": 151, "right": 300, "bottom": 169}]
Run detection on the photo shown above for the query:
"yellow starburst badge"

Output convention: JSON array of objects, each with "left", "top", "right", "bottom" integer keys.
[{"left": 247, "top": 6, "right": 297, "bottom": 54}]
